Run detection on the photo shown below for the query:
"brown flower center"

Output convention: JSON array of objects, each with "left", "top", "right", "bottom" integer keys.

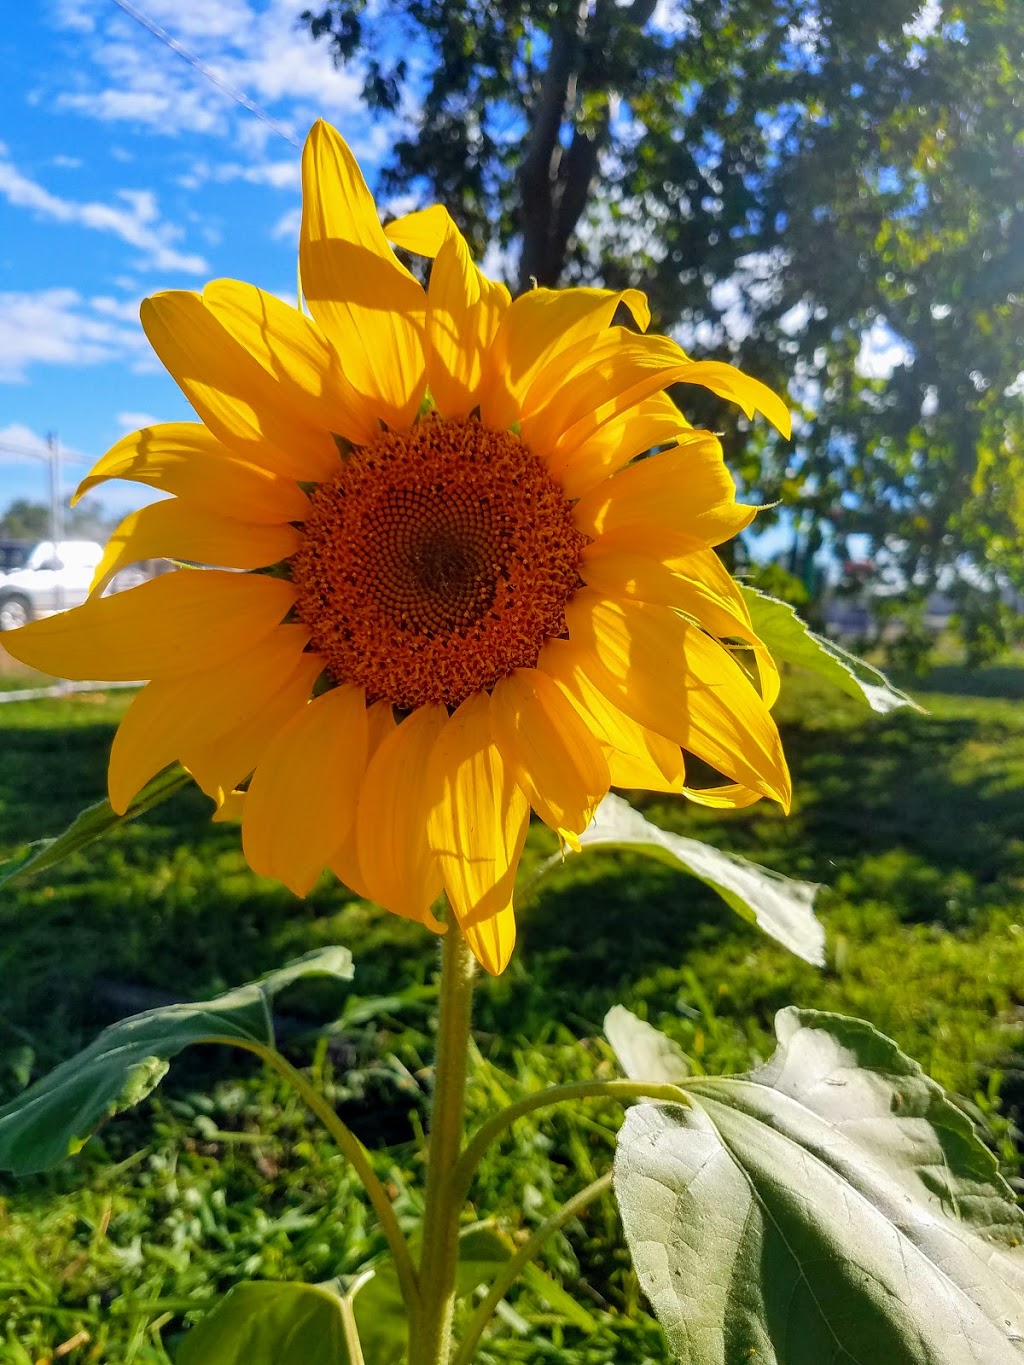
[{"left": 290, "top": 416, "right": 586, "bottom": 709}]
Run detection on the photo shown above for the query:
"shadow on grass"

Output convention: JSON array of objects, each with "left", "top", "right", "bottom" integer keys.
[
  {"left": 907, "top": 661, "right": 1024, "bottom": 701},
  {"left": 2, "top": 675, "right": 1024, "bottom": 1091}
]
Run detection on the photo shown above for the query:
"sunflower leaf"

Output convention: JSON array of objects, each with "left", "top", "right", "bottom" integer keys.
[
  {"left": 614, "top": 1008, "right": 1024, "bottom": 1365},
  {"left": 0, "top": 763, "right": 193, "bottom": 889},
  {"left": 177, "top": 1281, "right": 353, "bottom": 1365},
  {"left": 604, "top": 1005, "right": 690, "bottom": 1083},
  {"left": 0, "top": 947, "right": 353, "bottom": 1175},
  {"left": 739, "top": 584, "right": 920, "bottom": 714},
  {"left": 578, "top": 794, "right": 824, "bottom": 964}
]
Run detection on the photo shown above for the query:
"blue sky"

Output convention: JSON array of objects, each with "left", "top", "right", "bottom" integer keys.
[
  {"left": 0, "top": 0, "right": 404, "bottom": 518},
  {"left": 0, "top": 0, "right": 924, "bottom": 561}
]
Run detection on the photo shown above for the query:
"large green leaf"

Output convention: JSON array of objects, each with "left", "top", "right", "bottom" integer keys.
[
  {"left": 604, "top": 1005, "right": 690, "bottom": 1084},
  {"left": 177, "top": 1282, "right": 351, "bottom": 1365},
  {"left": 0, "top": 764, "right": 192, "bottom": 888},
  {"left": 614, "top": 1008, "right": 1024, "bottom": 1364},
  {"left": 577, "top": 794, "right": 824, "bottom": 965},
  {"left": 0, "top": 947, "right": 353, "bottom": 1174},
  {"left": 741, "top": 585, "right": 920, "bottom": 714},
  {"left": 348, "top": 1261, "right": 406, "bottom": 1365}
]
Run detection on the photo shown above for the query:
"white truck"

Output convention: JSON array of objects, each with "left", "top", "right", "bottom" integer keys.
[{"left": 0, "top": 540, "right": 105, "bottom": 631}]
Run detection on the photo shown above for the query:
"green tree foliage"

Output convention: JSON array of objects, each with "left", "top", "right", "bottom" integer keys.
[
  {"left": 0, "top": 498, "right": 116, "bottom": 545},
  {"left": 301, "top": 0, "right": 1024, "bottom": 638},
  {"left": 0, "top": 498, "right": 49, "bottom": 542}
]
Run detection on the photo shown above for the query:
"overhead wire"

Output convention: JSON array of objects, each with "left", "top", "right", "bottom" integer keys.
[
  {"left": 0, "top": 441, "right": 87, "bottom": 466},
  {"left": 107, "top": 0, "right": 301, "bottom": 148}
]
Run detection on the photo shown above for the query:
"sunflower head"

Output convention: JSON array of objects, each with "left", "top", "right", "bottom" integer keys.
[{"left": 5, "top": 119, "right": 793, "bottom": 975}]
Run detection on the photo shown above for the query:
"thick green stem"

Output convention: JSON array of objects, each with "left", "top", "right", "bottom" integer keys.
[
  {"left": 409, "top": 923, "right": 476, "bottom": 1365},
  {"left": 450, "top": 1172, "right": 614, "bottom": 1365}
]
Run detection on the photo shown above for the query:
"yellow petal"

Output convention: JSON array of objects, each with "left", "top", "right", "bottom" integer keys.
[
  {"left": 299, "top": 119, "right": 426, "bottom": 430},
  {"left": 185, "top": 652, "right": 323, "bottom": 803},
  {"left": 107, "top": 624, "right": 313, "bottom": 812},
  {"left": 553, "top": 390, "right": 691, "bottom": 500},
  {"left": 461, "top": 903, "right": 517, "bottom": 982},
  {"left": 425, "top": 691, "right": 528, "bottom": 974},
  {"left": 90, "top": 501, "right": 301, "bottom": 596},
  {"left": 384, "top": 205, "right": 453, "bottom": 256},
  {"left": 537, "top": 637, "right": 684, "bottom": 794},
  {"left": 354, "top": 703, "right": 447, "bottom": 930},
  {"left": 521, "top": 330, "right": 693, "bottom": 459},
  {"left": 72, "top": 423, "right": 310, "bottom": 525},
  {"left": 564, "top": 590, "right": 791, "bottom": 810},
  {"left": 203, "top": 278, "right": 379, "bottom": 447},
  {"left": 211, "top": 790, "right": 246, "bottom": 822},
  {"left": 329, "top": 699, "right": 397, "bottom": 900},
  {"left": 681, "top": 781, "right": 763, "bottom": 810},
  {"left": 2, "top": 570, "right": 296, "bottom": 682},
  {"left": 572, "top": 435, "right": 757, "bottom": 548},
  {"left": 676, "top": 359, "right": 791, "bottom": 438},
  {"left": 242, "top": 683, "right": 370, "bottom": 897},
  {"left": 580, "top": 545, "right": 780, "bottom": 707},
  {"left": 491, "top": 668, "right": 609, "bottom": 840},
  {"left": 427, "top": 227, "right": 511, "bottom": 419},
  {"left": 479, "top": 286, "right": 650, "bottom": 431},
  {"left": 141, "top": 292, "right": 341, "bottom": 481}
]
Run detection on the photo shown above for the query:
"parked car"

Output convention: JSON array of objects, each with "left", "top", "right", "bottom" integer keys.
[
  {"left": 0, "top": 540, "right": 31, "bottom": 575},
  {"left": 0, "top": 540, "right": 104, "bottom": 631}
]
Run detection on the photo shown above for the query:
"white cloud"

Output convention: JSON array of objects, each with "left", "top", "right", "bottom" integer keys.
[
  {"left": 116, "top": 410, "right": 160, "bottom": 431},
  {"left": 0, "top": 148, "right": 208, "bottom": 274},
  {"left": 52, "top": 0, "right": 368, "bottom": 140},
  {"left": 51, "top": 0, "right": 95, "bottom": 33},
  {"left": 270, "top": 205, "right": 301, "bottom": 242},
  {"left": 0, "top": 422, "right": 54, "bottom": 464},
  {"left": 0, "top": 422, "right": 163, "bottom": 513},
  {"left": 0, "top": 288, "right": 150, "bottom": 383},
  {"left": 0, "top": 423, "right": 90, "bottom": 471},
  {"left": 51, "top": 153, "right": 83, "bottom": 169},
  {"left": 90, "top": 294, "right": 142, "bottom": 322},
  {"left": 181, "top": 157, "right": 301, "bottom": 192}
]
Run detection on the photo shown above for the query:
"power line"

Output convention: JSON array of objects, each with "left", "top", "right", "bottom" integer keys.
[
  {"left": 0, "top": 441, "right": 88, "bottom": 466},
  {"left": 108, "top": 0, "right": 301, "bottom": 148}
]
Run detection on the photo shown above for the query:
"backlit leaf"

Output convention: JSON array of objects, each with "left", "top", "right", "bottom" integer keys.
[
  {"left": 740, "top": 585, "right": 919, "bottom": 714},
  {"left": 604, "top": 1005, "right": 690, "bottom": 1083},
  {"left": 177, "top": 1281, "right": 350, "bottom": 1365},
  {"left": 578, "top": 794, "right": 824, "bottom": 965}
]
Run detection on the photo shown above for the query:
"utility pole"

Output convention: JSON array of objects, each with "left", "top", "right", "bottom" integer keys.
[
  {"left": 46, "top": 432, "right": 65, "bottom": 548},
  {"left": 46, "top": 432, "right": 65, "bottom": 612}
]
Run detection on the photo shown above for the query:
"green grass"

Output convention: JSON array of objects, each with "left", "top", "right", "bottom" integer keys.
[
  {"left": 0, "top": 643, "right": 52, "bottom": 693},
  {"left": 1, "top": 660, "right": 1023, "bottom": 1362}
]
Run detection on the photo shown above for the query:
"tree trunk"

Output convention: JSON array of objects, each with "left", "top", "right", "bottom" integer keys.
[{"left": 516, "top": 0, "right": 660, "bottom": 293}]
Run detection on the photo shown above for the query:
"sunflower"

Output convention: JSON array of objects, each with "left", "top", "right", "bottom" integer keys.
[{"left": 5, "top": 120, "right": 792, "bottom": 975}]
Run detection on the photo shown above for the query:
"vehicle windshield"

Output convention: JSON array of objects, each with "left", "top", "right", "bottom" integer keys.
[{"left": 25, "top": 541, "right": 103, "bottom": 571}]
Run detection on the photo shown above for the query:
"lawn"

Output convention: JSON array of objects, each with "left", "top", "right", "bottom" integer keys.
[{"left": 1, "top": 658, "right": 1023, "bottom": 1362}]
